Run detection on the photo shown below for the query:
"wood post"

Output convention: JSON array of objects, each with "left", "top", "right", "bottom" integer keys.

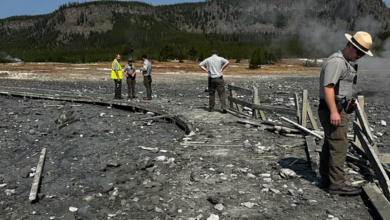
[
  {"left": 294, "top": 93, "right": 301, "bottom": 124},
  {"left": 252, "top": 86, "right": 266, "bottom": 120},
  {"left": 230, "top": 83, "right": 242, "bottom": 113},
  {"left": 301, "top": 90, "right": 319, "bottom": 130},
  {"left": 301, "top": 90, "right": 308, "bottom": 127},
  {"left": 305, "top": 136, "right": 318, "bottom": 172}
]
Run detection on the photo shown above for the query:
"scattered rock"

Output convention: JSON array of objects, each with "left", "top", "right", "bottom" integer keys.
[
  {"left": 69, "top": 207, "right": 78, "bottom": 212},
  {"left": 207, "top": 214, "right": 219, "bottom": 220},
  {"left": 214, "top": 203, "right": 224, "bottom": 211},
  {"left": 280, "top": 168, "right": 297, "bottom": 179},
  {"left": 241, "top": 202, "right": 256, "bottom": 208}
]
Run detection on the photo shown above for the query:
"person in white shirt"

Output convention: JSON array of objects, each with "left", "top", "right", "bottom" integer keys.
[{"left": 199, "top": 50, "right": 230, "bottom": 113}]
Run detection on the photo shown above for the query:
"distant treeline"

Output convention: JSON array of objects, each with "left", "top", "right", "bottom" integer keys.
[{"left": 0, "top": 11, "right": 389, "bottom": 64}]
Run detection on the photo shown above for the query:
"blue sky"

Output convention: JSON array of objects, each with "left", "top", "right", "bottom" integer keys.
[
  {"left": 0, "top": 0, "right": 389, "bottom": 19},
  {"left": 0, "top": 0, "right": 206, "bottom": 19}
]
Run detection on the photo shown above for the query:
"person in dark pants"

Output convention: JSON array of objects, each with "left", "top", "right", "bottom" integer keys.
[
  {"left": 199, "top": 50, "right": 230, "bottom": 113},
  {"left": 124, "top": 59, "right": 137, "bottom": 99},
  {"left": 318, "top": 31, "right": 373, "bottom": 196},
  {"left": 140, "top": 54, "right": 152, "bottom": 100},
  {"left": 111, "top": 54, "right": 123, "bottom": 99}
]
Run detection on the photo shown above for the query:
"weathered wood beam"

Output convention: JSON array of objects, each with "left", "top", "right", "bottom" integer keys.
[
  {"left": 29, "top": 148, "right": 47, "bottom": 202},
  {"left": 281, "top": 117, "right": 323, "bottom": 139},
  {"left": 301, "top": 90, "right": 308, "bottom": 127},
  {"left": 355, "top": 99, "right": 374, "bottom": 144},
  {"left": 354, "top": 96, "right": 365, "bottom": 148},
  {"left": 363, "top": 183, "right": 390, "bottom": 220},
  {"left": 252, "top": 87, "right": 266, "bottom": 120},
  {"left": 252, "top": 104, "right": 297, "bottom": 116},
  {"left": 305, "top": 136, "right": 318, "bottom": 172},
  {"left": 229, "top": 83, "right": 243, "bottom": 113},
  {"left": 354, "top": 122, "right": 390, "bottom": 202},
  {"left": 228, "top": 96, "right": 252, "bottom": 108},
  {"left": 139, "top": 114, "right": 172, "bottom": 121},
  {"left": 306, "top": 100, "right": 319, "bottom": 131},
  {"left": 294, "top": 93, "right": 301, "bottom": 124},
  {"left": 227, "top": 84, "right": 253, "bottom": 96}
]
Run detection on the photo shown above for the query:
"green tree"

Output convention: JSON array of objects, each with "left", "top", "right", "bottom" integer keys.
[
  {"left": 122, "top": 41, "right": 135, "bottom": 59},
  {"left": 188, "top": 45, "right": 197, "bottom": 60}
]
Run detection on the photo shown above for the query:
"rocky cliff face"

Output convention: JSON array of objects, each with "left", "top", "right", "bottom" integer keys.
[{"left": 1, "top": 0, "right": 389, "bottom": 38}]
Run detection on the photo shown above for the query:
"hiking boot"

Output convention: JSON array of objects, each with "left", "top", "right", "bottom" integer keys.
[
  {"left": 209, "top": 108, "right": 214, "bottom": 112},
  {"left": 329, "top": 185, "right": 362, "bottom": 196},
  {"left": 143, "top": 97, "right": 152, "bottom": 100},
  {"left": 221, "top": 109, "right": 228, "bottom": 114}
]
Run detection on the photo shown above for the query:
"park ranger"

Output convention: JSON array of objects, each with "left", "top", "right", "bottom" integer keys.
[
  {"left": 124, "top": 59, "right": 137, "bottom": 99},
  {"left": 111, "top": 54, "right": 123, "bottom": 99},
  {"left": 318, "top": 31, "right": 373, "bottom": 196}
]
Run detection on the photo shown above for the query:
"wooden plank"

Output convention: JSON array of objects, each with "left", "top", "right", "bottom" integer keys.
[
  {"left": 354, "top": 96, "right": 365, "bottom": 148},
  {"left": 363, "top": 183, "right": 390, "bottom": 220},
  {"left": 180, "top": 143, "right": 243, "bottom": 147},
  {"left": 301, "top": 90, "right": 308, "bottom": 127},
  {"left": 252, "top": 104, "right": 297, "bottom": 116},
  {"left": 0, "top": 89, "right": 193, "bottom": 135},
  {"left": 29, "top": 148, "right": 47, "bottom": 202},
  {"left": 139, "top": 114, "right": 172, "bottom": 121},
  {"left": 252, "top": 87, "right": 266, "bottom": 120},
  {"left": 226, "top": 109, "right": 250, "bottom": 118},
  {"left": 294, "top": 93, "right": 301, "bottom": 124},
  {"left": 346, "top": 152, "right": 370, "bottom": 166},
  {"left": 354, "top": 122, "right": 390, "bottom": 202},
  {"left": 228, "top": 96, "right": 252, "bottom": 108},
  {"left": 227, "top": 84, "right": 253, "bottom": 96},
  {"left": 351, "top": 141, "right": 368, "bottom": 159},
  {"left": 306, "top": 100, "right": 319, "bottom": 131},
  {"left": 281, "top": 117, "right": 323, "bottom": 139},
  {"left": 355, "top": 99, "right": 374, "bottom": 144},
  {"left": 379, "top": 154, "right": 390, "bottom": 164},
  {"left": 305, "top": 136, "right": 318, "bottom": 172},
  {"left": 229, "top": 83, "right": 243, "bottom": 113},
  {"left": 237, "top": 119, "right": 268, "bottom": 128}
]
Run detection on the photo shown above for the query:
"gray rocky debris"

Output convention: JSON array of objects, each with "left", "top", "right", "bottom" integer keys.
[
  {"left": 280, "top": 168, "right": 297, "bottom": 179},
  {"left": 55, "top": 104, "right": 75, "bottom": 124},
  {"left": 207, "top": 214, "right": 219, "bottom": 220},
  {"left": 214, "top": 203, "right": 224, "bottom": 211}
]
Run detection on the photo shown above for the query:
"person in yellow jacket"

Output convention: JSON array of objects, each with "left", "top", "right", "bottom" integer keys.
[{"left": 111, "top": 54, "right": 123, "bottom": 99}]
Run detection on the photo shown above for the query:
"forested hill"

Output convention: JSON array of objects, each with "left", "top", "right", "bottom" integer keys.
[{"left": 0, "top": 0, "right": 390, "bottom": 63}]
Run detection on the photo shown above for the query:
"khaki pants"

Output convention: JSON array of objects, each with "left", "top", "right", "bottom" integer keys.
[
  {"left": 318, "top": 107, "right": 349, "bottom": 190},
  {"left": 143, "top": 76, "right": 152, "bottom": 98},
  {"left": 113, "top": 79, "right": 122, "bottom": 99},
  {"left": 126, "top": 78, "right": 136, "bottom": 98},
  {"left": 209, "top": 77, "right": 226, "bottom": 110}
]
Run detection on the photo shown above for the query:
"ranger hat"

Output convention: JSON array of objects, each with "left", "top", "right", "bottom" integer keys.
[{"left": 345, "top": 31, "right": 373, "bottom": 56}]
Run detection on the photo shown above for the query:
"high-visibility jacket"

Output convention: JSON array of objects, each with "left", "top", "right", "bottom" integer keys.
[{"left": 111, "top": 59, "right": 123, "bottom": 79}]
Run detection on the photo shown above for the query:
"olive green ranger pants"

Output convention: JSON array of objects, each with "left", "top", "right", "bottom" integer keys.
[
  {"left": 318, "top": 107, "right": 349, "bottom": 190},
  {"left": 126, "top": 78, "right": 136, "bottom": 98}
]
